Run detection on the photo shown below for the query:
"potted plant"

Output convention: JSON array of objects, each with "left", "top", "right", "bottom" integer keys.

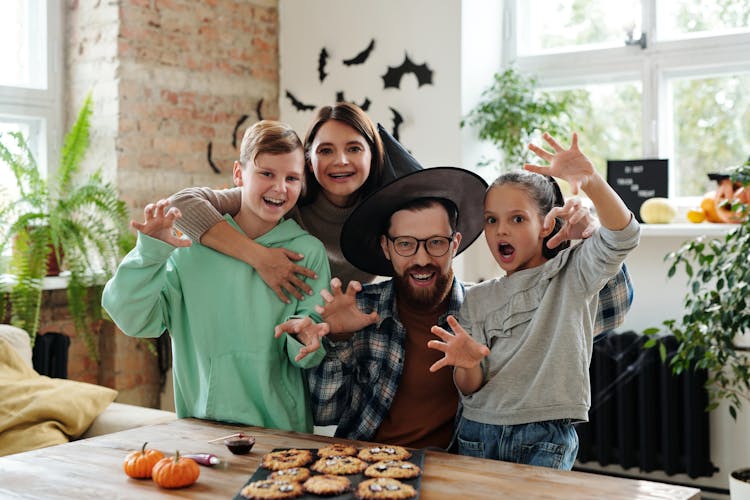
[
  {"left": 645, "top": 158, "right": 750, "bottom": 498},
  {"left": 0, "top": 93, "right": 131, "bottom": 360},
  {"left": 460, "top": 66, "right": 579, "bottom": 172}
]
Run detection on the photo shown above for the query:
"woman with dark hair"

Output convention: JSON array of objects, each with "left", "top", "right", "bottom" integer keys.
[{"left": 169, "top": 102, "right": 388, "bottom": 302}]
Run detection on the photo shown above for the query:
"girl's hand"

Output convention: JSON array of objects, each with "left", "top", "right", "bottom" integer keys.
[
  {"left": 274, "top": 316, "right": 330, "bottom": 362},
  {"left": 525, "top": 132, "right": 596, "bottom": 195},
  {"left": 545, "top": 197, "right": 600, "bottom": 248},
  {"left": 427, "top": 315, "right": 490, "bottom": 372},
  {"left": 131, "top": 199, "right": 191, "bottom": 247},
  {"left": 314, "top": 278, "right": 379, "bottom": 339}
]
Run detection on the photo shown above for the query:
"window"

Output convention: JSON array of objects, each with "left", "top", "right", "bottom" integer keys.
[
  {"left": 503, "top": 0, "right": 750, "bottom": 197},
  {"left": 0, "top": 0, "right": 62, "bottom": 206}
]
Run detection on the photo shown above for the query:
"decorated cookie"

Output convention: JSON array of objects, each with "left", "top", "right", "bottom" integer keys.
[
  {"left": 317, "top": 443, "right": 358, "bottom": 458},
  {"left": 268, "top": 467, "right": 311, "bottom": 483},
  {"left": 357, "top": 445, "right": 412, "bottom": 462},
  {"left": 240, "top": 479, "right": 303, "bottom": 499},
  {"left": 311, "top": 455, "right": 368, "bottom": 475},
  {"left": 302, "top": 474, "right": 352, "bottom": 496},
  {"left": 262, "top": 449, "right": 314, "bottom": 471},
  {"left": 364, "top": 460, "right": 422, "bottom": 479},
  {"left": 355, "top": 477, "right": 417, "bottom": 499}
]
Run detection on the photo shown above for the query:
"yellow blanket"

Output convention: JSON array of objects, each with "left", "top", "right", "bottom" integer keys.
[{"left": 0, "top": 338, "right": 117, "bottom": 456}]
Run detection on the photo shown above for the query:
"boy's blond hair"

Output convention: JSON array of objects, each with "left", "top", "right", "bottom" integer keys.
[{"left": 239, "top": 120, "right": 303, "bottom": 167}]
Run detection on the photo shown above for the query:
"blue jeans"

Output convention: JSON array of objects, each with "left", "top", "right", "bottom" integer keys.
[{"left": 457, "top": 417, "right": 579, "bottom": 470}]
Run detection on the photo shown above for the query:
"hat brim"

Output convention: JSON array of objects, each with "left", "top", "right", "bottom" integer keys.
[{"left": 341, "top": 167, "right": 488, "bottom": 277}]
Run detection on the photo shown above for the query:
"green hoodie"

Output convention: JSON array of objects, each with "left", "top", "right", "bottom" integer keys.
[{"left": 102, "top": 215, "right": 330, "bottom": 432}]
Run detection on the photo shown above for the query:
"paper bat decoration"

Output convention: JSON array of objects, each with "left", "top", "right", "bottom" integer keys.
[
  {"left": 335, "top": 91, "right": 371, "bottom": 111},
  {"left": 389, "top": 107, "right": 404, "bottom": 140},
  {"left": 206, "top": 142, "right": 221, "bottom": 173},
  {"left": 343, "top": 39, "right": 375, "bottom": 66},
  {"left": 286, "top": 90, "right": 316, "bottom": 111},
  {"left": 382, "top": 54, "right": 433, "bottom": 89},
  {"left": 256, "top": 98, "right": 264, "bottom": 121},
  {"left": 318, "top": 48, "right": 329, "bottom": 82},
  {"left": 232, "top": 114, "right": 249, "bottom": 149}
]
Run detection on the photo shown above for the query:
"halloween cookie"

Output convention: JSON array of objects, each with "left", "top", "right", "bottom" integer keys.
[
  {"left": 357, "top": 445, "right": 412, "bottom": 462},
  {"left": 302, "top": 474, "right": 352, "bottom": 496},
  {"left": 240, "top": 479, "right": 303, "bottom": 499},
  {"left": 268, "top": 467, "right": 311, "bottom": 483},
  {"left": 364, "top": 460, "right": 421, "bottom": 479},
  {"left": 317, "top": 443, "right": 358, "bottom": 457},
  {"left": 310, "top": 455, "right": 368, "bottom": 475},
  {"left": 262, "top": 449, "right": 314, "bottom": 471},
  {"left": 355, "top": 478, "right": 417, "bottom": 499}
]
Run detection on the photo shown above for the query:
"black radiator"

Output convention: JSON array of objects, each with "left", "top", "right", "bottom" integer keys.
[
  {"left": 32, "top": 332, "right": 70, "bottom": 379},
  {"left": 576, "top": 331, "right": 716, "bottom": 478}
]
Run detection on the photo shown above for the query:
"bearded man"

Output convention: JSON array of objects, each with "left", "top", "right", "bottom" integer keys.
[{"left": 307, "top": 133, "right": 633, "bottom": 450}]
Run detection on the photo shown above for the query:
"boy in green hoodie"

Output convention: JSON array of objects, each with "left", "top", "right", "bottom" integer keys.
[{"left": 102, "top": 121, "right": 330, "bottom": 432}]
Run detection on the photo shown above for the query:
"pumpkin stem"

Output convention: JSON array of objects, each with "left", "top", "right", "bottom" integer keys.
[
  {"left": 141, "top": 442, "right": 148, "bottom": 454},
  {"left": 175, "top": 450, "right": 180, "bottom": 462}
]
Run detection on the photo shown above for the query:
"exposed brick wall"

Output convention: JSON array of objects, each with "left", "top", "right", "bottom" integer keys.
[{"left": 56, "top": 0, "right": 280, "bottom": 408}]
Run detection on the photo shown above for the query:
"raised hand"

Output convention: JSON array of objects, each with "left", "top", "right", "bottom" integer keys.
[
  {"left": 274, "top": 316, "right": 330, "bottom": 362},
  {"left": 427, "top": 315, "right": 490, "bottom": 372},
  {"left": 525, "top": 132, "right": 596, "bottom": 195},
  {"left": 131, "top": 198, "right": 191, "bottom": 247},
  {"left": 314, "top": 278, "right": 379, "bottom": 338},
  {"left": 545, "top": 197, "right": 600, "bottom": 248}
]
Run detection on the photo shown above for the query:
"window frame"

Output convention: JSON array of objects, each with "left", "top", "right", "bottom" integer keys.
[
  {"left": 0, "top": 0, "right": 63, "bottom": 179},
  {"left": 501, "top": 0, "right": 750, "bottom": 198}
]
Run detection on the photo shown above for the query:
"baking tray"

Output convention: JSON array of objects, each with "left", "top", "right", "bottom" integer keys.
[{"left": 233, "top": 447, "right": 425, "bottom": 499}]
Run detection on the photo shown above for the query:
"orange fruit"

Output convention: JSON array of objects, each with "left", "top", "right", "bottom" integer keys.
[
  {"left": 700, "top": 196, "right": 721, "bottom": 223},
  {"left": 686, "top": 209, "right": 706, "bottom": 223}
]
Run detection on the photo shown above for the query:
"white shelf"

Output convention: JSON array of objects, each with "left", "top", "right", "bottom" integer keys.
[{"left": 639, "top": 223, "right": 739, "bottom": 238}]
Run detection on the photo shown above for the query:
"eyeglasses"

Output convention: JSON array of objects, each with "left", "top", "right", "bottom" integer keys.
[{"left": 386, "top": 233, "right": 455, "bottom": 257}]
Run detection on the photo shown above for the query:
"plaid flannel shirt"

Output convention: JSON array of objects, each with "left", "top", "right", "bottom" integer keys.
[{"left": 308, "top": 264, "right": 633, "bottom": 442}]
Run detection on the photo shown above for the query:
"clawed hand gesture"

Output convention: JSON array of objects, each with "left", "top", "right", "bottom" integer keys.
[
  {"left": 525, "top": 132, "right": 596, "bottom": 196},
  {"left": 545, "top": 197, "right": 600, "bottom": 248},
  {"left": 131, "top": 199, "right": 191, "bottom": 248},
  {"left": 314, "top": 278, "right": 379, "bottom": 337},
  {"left": 274, "top": 316, "right": 330, "bottom": 362},
  {"left": 427, "top": 315, "right": 490, "bottom": 372}
]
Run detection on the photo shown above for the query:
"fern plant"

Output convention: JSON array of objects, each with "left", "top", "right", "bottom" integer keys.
[{"left": 0, "top": 93, "right": 130, "bottom": 360}]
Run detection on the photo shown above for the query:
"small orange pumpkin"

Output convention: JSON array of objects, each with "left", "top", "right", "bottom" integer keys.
[
  {"left": 123, "top": 442, "right": 165, "bottom": 479},
  {"left": 152, "top": 451, "right": 200, "bottom": 489}
]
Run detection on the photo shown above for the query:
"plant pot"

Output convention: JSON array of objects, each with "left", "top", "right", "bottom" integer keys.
[{"left": 730, "top": 468, "right": 750, "bottom": 499}]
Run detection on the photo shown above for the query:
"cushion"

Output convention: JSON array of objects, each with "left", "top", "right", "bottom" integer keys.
[
  {"left": 0, "top": 338, "right": 118, "bottom": 456},
  {"left": 0, "top": 324, "right": 33, "bottom": 367},
  {"left": 81, "top": 402, "right": 176, "bottom": 439}
]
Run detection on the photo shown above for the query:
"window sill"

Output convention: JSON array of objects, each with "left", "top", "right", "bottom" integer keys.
[
  {"left": 640, "top": 222, "right": 739, "bottom": 238},
  {"left": 0, "top": 271, "right": 106, "bottom": 292}
]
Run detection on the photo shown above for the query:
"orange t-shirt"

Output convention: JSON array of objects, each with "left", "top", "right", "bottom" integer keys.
[{"left": 373, "top": 297, "right": 458, "bottom": 449}]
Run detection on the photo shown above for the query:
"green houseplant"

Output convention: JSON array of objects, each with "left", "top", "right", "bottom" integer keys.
[
  {"left": 0, "top": 93, "right": 130, "bottom": 360},
  {"left": 461, "top": 66, "right": 578, "bottom": 172},
  {"left": 645, "top": 158, "right": 750, "bottom": 420}
]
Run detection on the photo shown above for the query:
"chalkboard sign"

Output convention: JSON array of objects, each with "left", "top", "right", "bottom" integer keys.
[{"left": 606, "top": 159, "right": 668, "bottom": 223}]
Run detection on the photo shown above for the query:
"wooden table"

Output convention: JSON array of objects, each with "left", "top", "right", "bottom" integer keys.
[{"left": 0, "top": 418, "right": 700, "bottom": 499}]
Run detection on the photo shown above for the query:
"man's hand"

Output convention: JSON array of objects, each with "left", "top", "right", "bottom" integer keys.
[
  {"left": 427, "top": 315, "right": 490, "bottom": 372},
  {"left": 545, "top": 197, "right": 600, "bottom": 248},
  {"left": 314, "top": 278, "right": 379, "bottom": 338},
  {"left": 274, "top": 316, "right": 330, "bottom": 362},
  {"left": 131, "top": 199, "right": 191, "bottom": 247}
]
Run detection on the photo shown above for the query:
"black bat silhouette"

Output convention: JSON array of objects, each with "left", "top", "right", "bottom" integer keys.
[
  {"left": 389, "top": 107, "right": 404, "bottom": 141},
  {"left": 334, "top": 91, "right": 371, "bottom": 112},
  {"left": 232, "top": 114, "right": 249, "bottom": 149},
  {"left": 206, "top": 142, "right": 221, "bottom": 174},
  {"left": 255, "top": 98, "right": 264, "bottom": 121},
  {"left": 286, "top": 91, "right": 316, "bottom": 111},
  {"left": 382, "top": 54, "right": 433, "bottom": 89},
  {"left": 342, "top": 39, "right": 375, "bottom": 66},
  {"left": 318, "top": 48, "right": 329, "bottom": 82}
]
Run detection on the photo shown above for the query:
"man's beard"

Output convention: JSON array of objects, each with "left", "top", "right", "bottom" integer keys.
[{"left": 393, "top": 265, "right": 454, "bottom": 309}]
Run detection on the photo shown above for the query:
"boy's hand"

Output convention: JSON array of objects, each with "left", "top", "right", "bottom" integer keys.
[
  {"left": 314, "top": 278, "right": 379, "bottom": 338},
  {"left": 131, "top": 199, "right": 191, "bottom": 247},
  {"left": 545, "top": 197, "right": 600, "bottom": 248},
  {"left": 274, "top": 316, "right": 330, "bottom": 362},
  {"left": 525, "top": 132, "right": 596, "bottom": 195},
  {"left": 427, "top": 315, "right": 490, "bottom": 372}
]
